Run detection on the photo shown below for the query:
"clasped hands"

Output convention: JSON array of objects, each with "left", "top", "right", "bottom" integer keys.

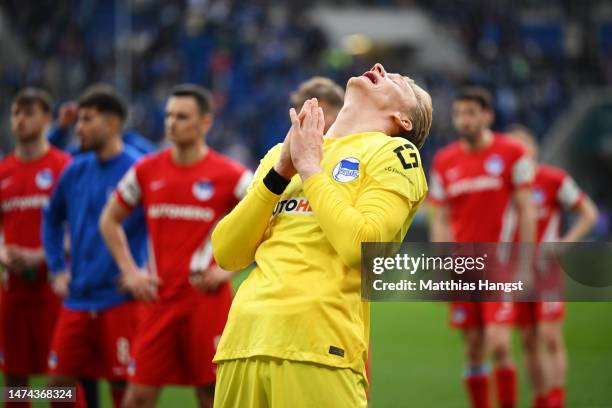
[{"left": 273, "top": 98, "right": 325, "bottom": 182}]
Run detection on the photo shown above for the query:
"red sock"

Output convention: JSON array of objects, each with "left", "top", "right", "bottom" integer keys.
[
  {"left": 547, "top": 387, "right": 565, "bottom": 408},
  {"left": 532, "top": 394, "right": 548, "bottom": 408},
  {"left": 50, "top": 384, "right": 87, "bottom": 408},
  {"left": 494, "top": 367, "right": 517, "bottom": 408},
  {"left": 465, "top": 374, "right": 491, "bottom": 408},
  {"left": 111, "top": 387, "right": 125, "bottom": 408}
]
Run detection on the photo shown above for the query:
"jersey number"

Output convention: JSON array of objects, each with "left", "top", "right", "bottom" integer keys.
[{"left": 393, "top": 144, "right": 420, "bottom": 169}]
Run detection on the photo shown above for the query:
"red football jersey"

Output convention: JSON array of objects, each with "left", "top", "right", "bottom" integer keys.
[
  {"left": 532, "top": 164, "right": 584, "bottom": 242},
  {"left": 429, "top": 135, "right": 534, "bottom": 242},
  {"left": 116, "top": 148, "right": 252, "bottom": 301},
  {"left": 0, "top": 147, "right": 71, "bottom": 300}
]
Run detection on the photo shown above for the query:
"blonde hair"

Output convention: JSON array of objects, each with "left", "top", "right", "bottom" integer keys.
[{"left": 398, "top": 79, "right": 433, "bottom": 149}]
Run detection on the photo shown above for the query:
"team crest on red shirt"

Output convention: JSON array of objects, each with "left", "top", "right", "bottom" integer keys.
[
  {"left": 35, "top": 168, "right": 54, "bottom": 190},
  {"left": 484, "top": 155, "right": 504, "bottom": 176},
  {"left": 192, "top": 180, "right": 215, "bottom": 201}
]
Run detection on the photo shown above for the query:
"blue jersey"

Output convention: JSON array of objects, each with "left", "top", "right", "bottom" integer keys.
[
  {"left": 42, "top": 146, "right": 148, "bottom": 311},
  {"left": 48, "top": 125, "right": 157, "bottom": 155}
]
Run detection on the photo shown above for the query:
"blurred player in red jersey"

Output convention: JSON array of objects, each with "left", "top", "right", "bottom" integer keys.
[
  {"left": 0, "top": 88, "right": 70, "bottom": 402},
  {"left": 100, "top": 84, "right": 252, "bottom": 408},
  {"left": 507, "top": 125, "right": 598, "bottom": 408},
  {"left": 429, "top": 88, "right": 537, "bottom": 408}
]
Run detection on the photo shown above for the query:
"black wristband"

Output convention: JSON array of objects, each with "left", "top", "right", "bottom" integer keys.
[{"left": 263, "top": 167, "right": 290, "bottom": 195}]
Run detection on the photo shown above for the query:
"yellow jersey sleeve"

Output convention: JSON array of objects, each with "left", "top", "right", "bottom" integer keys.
[
  {"left": 302, "top": 138, "right": 426, "bottom": 269},
  {"left": 366, "top": 137, "right": 428, "bottom": 203},
  {"left": 212, "top": 144, "right": 282, "bottom": 271}
]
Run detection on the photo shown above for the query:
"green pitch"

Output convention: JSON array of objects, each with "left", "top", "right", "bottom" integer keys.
[{"left": 20, "top": 271, "right": 612, "bottom": 407}]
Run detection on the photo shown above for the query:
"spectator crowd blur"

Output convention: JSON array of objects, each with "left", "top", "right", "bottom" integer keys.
[{"left": 1, "top": 0, "right": 611, "bottom": 169}]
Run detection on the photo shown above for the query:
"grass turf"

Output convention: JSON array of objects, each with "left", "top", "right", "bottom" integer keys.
[{"left": 16, "top": 270, "right": 612, "bottom": 407}]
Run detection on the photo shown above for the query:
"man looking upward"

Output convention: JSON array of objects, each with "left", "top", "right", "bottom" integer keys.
[{"left": 212, "top": 63, "right": 432, "bottom": 408}]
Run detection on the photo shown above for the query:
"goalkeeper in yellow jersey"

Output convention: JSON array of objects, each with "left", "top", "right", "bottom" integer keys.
[{"left": 211, "top": 63, "right": 432, "bottom": 408}]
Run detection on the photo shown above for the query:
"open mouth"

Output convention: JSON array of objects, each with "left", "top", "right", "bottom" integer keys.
[{"left": 362, "top": 71, "right": 378, "bottom": 84}]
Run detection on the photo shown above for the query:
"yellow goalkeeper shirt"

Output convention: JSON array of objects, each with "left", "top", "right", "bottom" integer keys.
[{"left": 211, "top": 131, "right": 428, "bottom": 378}]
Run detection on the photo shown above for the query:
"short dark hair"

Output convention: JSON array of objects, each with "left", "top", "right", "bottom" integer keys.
[
  {"left": 78, "top": 84, "right": 127, "bottom": 122},
  {"left": 454, "top": 87, "right": 493, "bottom": 110},
  {"left": 13, "top": 87, "right": 53, "bottom": 113},
  {"left": 290, "top": 77, "right": 344, "bottom": 110},
  {"left": 170, "top": 84, "right": 213, "bottom": 115}
]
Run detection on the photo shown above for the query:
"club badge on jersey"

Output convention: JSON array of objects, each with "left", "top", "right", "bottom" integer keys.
[
  {"left": 484, "top": 154, "right": 505, "bottom": 176},
  {"left": 192, "top": 180, "right": 215, "bottom": 201},
  {"left": 35, "top": 168, "right": 54, "bottom": 190},
  {"left": 332, "top": 157, "right": 360, "bottom": 183}
]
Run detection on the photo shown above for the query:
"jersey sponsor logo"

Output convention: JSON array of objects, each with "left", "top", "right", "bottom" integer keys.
[
  {"left": 384, "top": 166, "right": 414, "bottom": 182},
  {"left": 272, "top": 197, "right": 312, "bottom": 216},
  {"left": 447, "top": 176, "right": 502, "bottom": 197},
  {"left": 193, "top": 180, "right": 215, "bottom": 201},
  {"left": 1, "top": 195, "right": 49, "bottom": 212},
  {"left": 484, "top": 154, "right": 505, "bottom": 176},
  {"left": 332, "top": 157, "right": 359, "bottom": 183},
  {"left": 35, "top": 168, "right": 54, "bottom": 190},
  {"left": 148, "top": 204, "right": 214, "bottom": 221}
]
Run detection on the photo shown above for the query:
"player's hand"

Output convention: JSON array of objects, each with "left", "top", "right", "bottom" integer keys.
[
  {"left": 289, "top": 98, "right": 325, "bottom": 181},
  {"left": 0, "top": 246, "right": 11, "bottom": 271},
  {"left": 52, "top": 271, "right": 71, "bottom": 298},
  {"left": 273, "top": 101, "right": 310, "bottom": 180},
  {"left": 58, "top": 102, "right": 78, "bottom": 129},
  {"left": 120, "top": 269, "right": 159, "bottom": 303},
  {"left": 7, "top": 246, "right": 45, "bottom": 271},
  {"left": 0, "top": 246, "right": 43, "bottom": 275},
  {"left": 190, "top": 265, "right": 235, "bottom": 293}
]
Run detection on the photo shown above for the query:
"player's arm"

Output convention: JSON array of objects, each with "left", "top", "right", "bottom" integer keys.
[
  {"left": 558, "top": 177, "right": 598, "bottom": 242},
  {"left": 99, "top": 167, "right": 158, "bottom": 302},
  {"left": 211, "top": 104, "right": 308, "bottom": 271},
  {"left": 511, "top": 156, "right": 537, "bottom": 284},
  {"left": 47, "top": 102, "right": 77, "bottom": 150},
  {"left": 511, "top": 152, "right": 537, "bottom": 243},
  {"left": 562, "top": 197, "right": 598, "bottom": 242},
  {"left": 428, "top": 169, "right": 452, "bottom": 242},
  {"left": 0, "top": 220, "right": 9, "bottom": 271},
  {"left": 429, "top": 204, "right": 452, "bottom": 242},
  {"left": 211, "top": 156, "right": 283, "bottom": 271},
  {"left": 291, "top": 101, "right": 426, "bottom": 268},
  {"left": 212, "top": 108, "right": 303, "bottom": 271},
  {"left": 513, "top": 187, "right": 536, "bottom": 243},
  {"left": 0, "top": 213, "right": 45, "bottom": 272},
  {"left": 303, "top": 174, "right": 417, "bottom": 268},
  {"left": 42, "top": 169, "right": 71, "bottom": 297}
]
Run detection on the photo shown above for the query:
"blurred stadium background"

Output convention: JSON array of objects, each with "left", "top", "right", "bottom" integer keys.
[{"left": 1, "top": 0, "right": 611, "bottom": 407}]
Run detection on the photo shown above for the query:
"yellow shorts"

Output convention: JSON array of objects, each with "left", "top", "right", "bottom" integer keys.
[{"left": 214, "top": 357, "right": 367, "bottom": 408}]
